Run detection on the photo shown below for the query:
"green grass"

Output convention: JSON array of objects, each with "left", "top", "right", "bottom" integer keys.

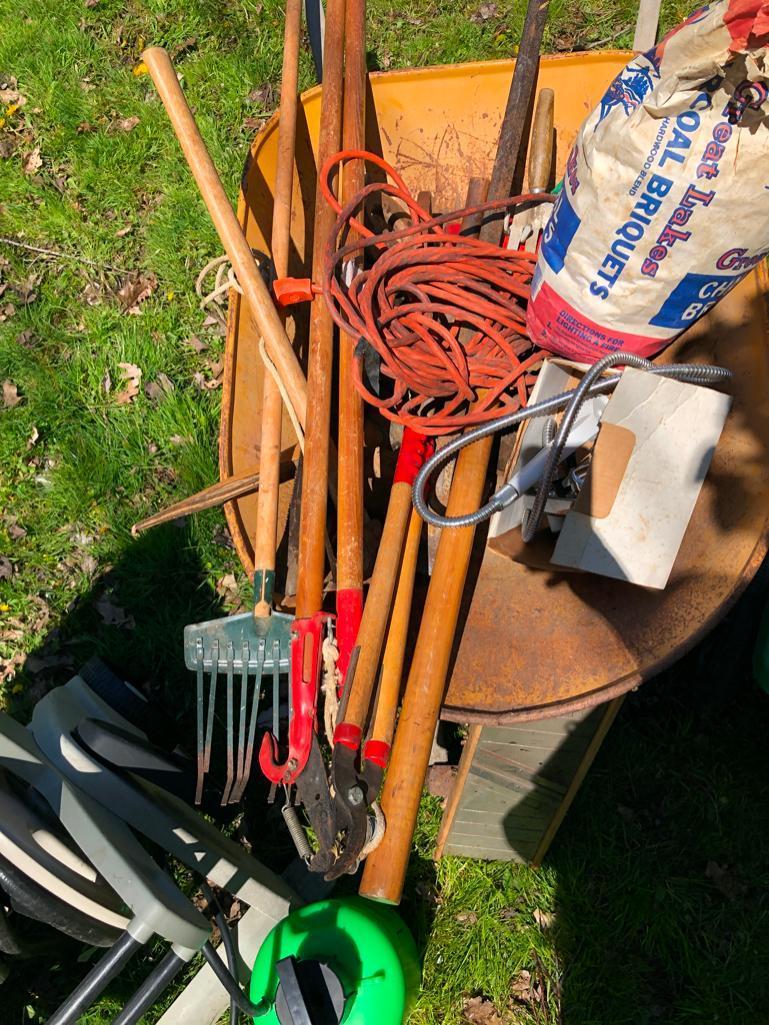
[{"left": 2, "top": 1, "right": 768, "bottom": 1023}]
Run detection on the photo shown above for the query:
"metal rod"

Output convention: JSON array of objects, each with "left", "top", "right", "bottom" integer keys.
[
  {"left": 46, "top": 929, "right": 144, "bottom": 1025},
  {"left": 111, "top": 948, "right": 188, "bottom": 1025}
]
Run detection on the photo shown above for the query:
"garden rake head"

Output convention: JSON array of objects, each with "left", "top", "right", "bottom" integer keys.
[{"left": 184, "top": 604, "right": 293, "bottom": 806}]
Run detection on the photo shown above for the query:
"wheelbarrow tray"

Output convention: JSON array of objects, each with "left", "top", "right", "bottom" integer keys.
[{"left": 220, "top": 52, "right": 769, "bottom": 725}]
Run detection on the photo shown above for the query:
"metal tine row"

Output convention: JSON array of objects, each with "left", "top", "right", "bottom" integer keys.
[{"left": 194, "top": 635, "right": 286, "bottom": 806}]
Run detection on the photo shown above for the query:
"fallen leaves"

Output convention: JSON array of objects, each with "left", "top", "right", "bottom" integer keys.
[
  {"left": 183, "top": 335, "right": 208, "bottom": 354},
  {"left": 193, "top": 358, "right": 223, "bottom": 391},
  {"left": 471, "top": 2, "right": 501, "bottom": 22},
  {"left": 116, "top": 115, "right": 140, "bottom": 133},
  {"left": 115, "top": 362, "right": 142, "bottom": 404},
  {"left": 95, "top": 593, "right": 135, "bottom": 629},
  {"left": 247, "top": 83, "right": 275, "bottom": 107},
  {"left": 216, "top": 572, "right": 244, "bottom": 611},
  {"left": 705, "top": 861, "right": 747, "bottom": 901},
  {"left": 15, "top": 328, "right": 37, "bottom": 348},
  {"left": 532, "top": 908, "right": 555, "bottom": 930},
  {"left": 117, "top": 270, "right": 156, "bottom": 314},
  {"left": 144, "top": 373, "right": 174, "bottom": 402},
  {"left": 22, "top": 146, "right": 42, "bottom": 175},
  {"left": 2, "top": 380, "right": 21, "bottom": 408},
  {"left": 0, "top": 556, "right": 14, "bottom": 579},
  {"left": 462, "top": 995, "right": 506, "bottom": 1025},
  {"left": 0, "top": 76, "right": 27, "bottom": 107}
]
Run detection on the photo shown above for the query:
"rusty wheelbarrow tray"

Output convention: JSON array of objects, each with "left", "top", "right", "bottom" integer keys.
[{"left": 219, "top": 52, "right": 769, "bottom": 726}]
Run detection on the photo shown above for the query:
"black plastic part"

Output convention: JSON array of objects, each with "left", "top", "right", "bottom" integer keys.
[
  {"left": 79, "top": 658, "right": 176, "bottom": 750},
  {"left": 0, "top": 850, "right": 120, "bottom": 949},
  {"left": 46, "top": 929, "right": 143, "bottom": 1025},
  {"left": 0, "top": 902, "right": 22, "bottom": 957},
  {"left": 201, "top": 941, "right": 266, "bottom": 1019},
  {"left": 304, "top": 0, "right": 324, "bottom": 83},
  {"left": 275, "top": 956, "right": 345, "bottom": 1025},
  {"left": 111, "top": 946, "right": 187, "bottom": 1025},
  {"left": 76, "top": 719, "right": 193, "bottom": 801}
]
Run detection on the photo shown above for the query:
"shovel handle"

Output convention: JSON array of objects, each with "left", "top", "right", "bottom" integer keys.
[
  {"left": 367, "top": 505, "right": 423, "bottom": 754},
  {"left": 528, "top": 87, "right": 554, "bottom": 192},
  {"left": 142, "top": 47, "right": 307, "bottom": 431},
  {"left": 335, "top": 430, "right": 432, "bottom": 739},
  {"left": 253, "top": 0, "right": 303, "bottom": 616}
]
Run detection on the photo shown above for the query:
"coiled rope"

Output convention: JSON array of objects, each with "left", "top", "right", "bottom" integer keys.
[{"left": 320, "top": 149, "right": 553, "bottom": 436}]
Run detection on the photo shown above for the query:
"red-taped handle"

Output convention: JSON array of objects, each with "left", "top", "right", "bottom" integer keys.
[
  {"left": 334, "top": 722, "right": 363, "bottom": 751},
  {"left": 393, "top": 429, "right": 435, "bottom": 487},
  {"left": 363, "top": 739, "right": 390, "bottom": 768}
]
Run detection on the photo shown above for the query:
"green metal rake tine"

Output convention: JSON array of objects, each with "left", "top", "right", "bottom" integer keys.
[
  {"left": 231, "top": 638, "right": 266, "bottom": 803},
  {"left": 195, "top": 637, "right": 205, "bottom": 805},
  {"left": 221, "top": 641, "right": 236, "bottom": 806},
  {"left": 203, "top": 640, "right": 219, "bottom": 775}
]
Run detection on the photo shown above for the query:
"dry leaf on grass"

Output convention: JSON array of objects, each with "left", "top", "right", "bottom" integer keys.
[
  {"left": 0, "top": 652, "right": 25, "bottom": 686},
  {"left": 533, "top": 908, "right": 555, "bottom": 930},
  {"left": 95, "top": 594, "right": 135, "bottom": 629},
  {"left": 0, "top": 556, "right": 14, "bottom": 579},
  {"left": 705, "top": 861, "right": 748, "bottom": 900},
  {"left": 16, "top": 328, "right": 37, "bottom": 348},
  {"left": 22, "top": 147, "right": 42, "bottom": 175},
  {"left": 0, "top": 78, "right": 27, "bottom": 106},
  {"left": 117, "top": 116, "right": 140, "bottom": 132},
  {"left": 25, "top": 651, "right": 75, "bottom": 674},
  {"left": 462, "top": 995, "right": 506, "bottom": 1025},
  {"left": 115, "top": 224, "right": 133, "bottom": 237},
  {"left": 169, "top": 434, "right": 189, "bottom": 446},
  {"left": 144, "top": 373, "right": 174, "bottom": 401},
  {"left": 0, "top": 303, "right": 17, "bottom": 321},
  {"left": 2, "top": 380, "right": 21, "bottom": 408},
  {"left": 117, "top": 271, "right": 157, "bottom": 314},
  {"left": 7, "top": 522, "right": 27, "bottom": 540},
  {"left": 115, "top": 362, "right": 142, "bottom": 404},
  {"left": 247, "top": 83, "right": 275, "bottom": 107},
  {"left": 193, "top": 359, "right": 224, "bottom": 391},
  {"left": 216, "top": 573, "right": 243, "bottom": 611},
  {"left": 183, "top": 335, "right": 208, "bottom": 354},
  {"left": 471, "top": 2, "right": 500, "bottom": 22}
]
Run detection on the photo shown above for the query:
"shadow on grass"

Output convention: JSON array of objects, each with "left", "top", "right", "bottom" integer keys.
[
  {"left": 1, "top": 523, "right": 298, "bottom": 1022},
  {"left": 548, "top": 565, "right": 769, "bottom": 1025}
]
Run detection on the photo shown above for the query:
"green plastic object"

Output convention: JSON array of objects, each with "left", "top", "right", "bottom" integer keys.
[
  {"left": 753, "top": 600, "right": 769, "bottom": 694},
  {"left": 249, "top": 896, "right": 420, "bottom": 1024}
]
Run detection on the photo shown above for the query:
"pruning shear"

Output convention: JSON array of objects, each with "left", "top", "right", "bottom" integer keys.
[{"left": 325, "top": 430, "right": 432, "bottom": 879}]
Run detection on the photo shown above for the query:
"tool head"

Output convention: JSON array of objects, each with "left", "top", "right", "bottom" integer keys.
[{"left": 183, "top": 610, "right": 293, "bottom": 672}]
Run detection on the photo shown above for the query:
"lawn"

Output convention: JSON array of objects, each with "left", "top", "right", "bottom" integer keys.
[{"left": 1, "top": 0, "right": 769, "bottom": 1023}]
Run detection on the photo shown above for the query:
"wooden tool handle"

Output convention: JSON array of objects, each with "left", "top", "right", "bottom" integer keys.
[
  {"left": 253, "top": 0, "right": 303, "bottom": 617},
  {"left": 527, "top": 87, "right": 554, "bottom": 192},
  {"left": 294, "top": 0, "right": 347, "bottom": 619},
  {"left": 340, "top": 482, "right": 413, "bottom": 730},
  {"left": 142, "top": 47, "right": 307, "bottom": 430},
  {"left": 369, "top": 506, "right": 422, "bottom": 746},
  {"left": 336, "top": 0, "right": 366, "bottom": 601},
  {"left": 359, "top": 434, "right": 493, "bottom": 902},
  {"left": 360, "top": 0, "right": 549, "bottom": 905}
]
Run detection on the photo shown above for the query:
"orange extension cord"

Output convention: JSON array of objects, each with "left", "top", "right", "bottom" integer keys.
[{"left": 320, "top": 149, "right": 553, "bottom": 436}]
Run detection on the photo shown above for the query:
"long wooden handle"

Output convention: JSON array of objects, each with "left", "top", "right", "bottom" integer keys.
[
  {"left": 336, "top": 0, "right": 366, "bottom": 638},
  {"left": 527, "top": 87, "right": 554, "bottom": 192},
  {"left": 253, "top": 0, "right": 303, "bottom": 617},
  {"left": 294, "top": 0, "right": 347, "bottom": 620},
  {"left": 339, "top": 482, "right": 412, "bottom": 730},
  {"left": 142, "top": 47, "right": 307, "bottom": 431},
  {"left": 369, "top": 506, "right": 422, "bottom": 747},
  {"left": 360, "top": 0, "right": 550, "bottom": 905}
]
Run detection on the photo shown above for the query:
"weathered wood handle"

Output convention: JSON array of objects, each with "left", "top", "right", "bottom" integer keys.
[
  {"left": 360, "top": 0, "right": 550, "bottom": 905},
  {"left": 528, "top": 87, "right": 554, "bottom": 192},
  {"left": 142, "top": 47, "right": 307, "bottom": 431},
  {"left": 253, "top": 0, "right": 302, "bottom": 617},
  {"left": 359, "top": 435, "right": 493, "bottom": 903},
  {"left": 340, "top": 482, "right": 413, "bottom": 731},
  {"left": 369, "top": 505, "right": 423, "bottom": 747},
  {"left": 294, "top": 0, "right": 347, "bottom": 619}
]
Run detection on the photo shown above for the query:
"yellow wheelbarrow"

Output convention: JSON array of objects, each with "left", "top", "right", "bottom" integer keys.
[{"left": 221, "top": 50, "right": 769, "bottom": 733}]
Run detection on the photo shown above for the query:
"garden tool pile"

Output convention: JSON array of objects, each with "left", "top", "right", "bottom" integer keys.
[{"left": 143, "top": 0, "right": 557, "bottom": 897}]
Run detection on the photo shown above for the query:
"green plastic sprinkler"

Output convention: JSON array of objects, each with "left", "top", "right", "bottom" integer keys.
[{"left": 249, "top": 897, "right": 420, "bottom": 1023}]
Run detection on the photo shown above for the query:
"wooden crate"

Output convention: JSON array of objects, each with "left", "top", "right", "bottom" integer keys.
[{"left": 435, "top": 697, "right": 623, "bottom": 865}]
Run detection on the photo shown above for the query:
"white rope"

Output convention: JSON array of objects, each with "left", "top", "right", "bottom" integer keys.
[
  {"left": 321, "top": 634, "right": 340, "bottom": 748},
  {"left": 196, "top": 254, "right": 305, "bottom": 451},
  {"left": 358, "top": 802, "right": 386, "bottom": 861}
]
